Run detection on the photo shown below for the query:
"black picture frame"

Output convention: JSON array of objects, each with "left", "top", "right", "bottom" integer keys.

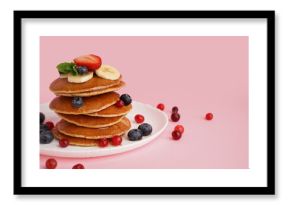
[{"left": 14, "top": 10, "right": 275, "bottom": 195}]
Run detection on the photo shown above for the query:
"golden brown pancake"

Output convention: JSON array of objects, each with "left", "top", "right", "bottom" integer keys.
[
  {"left": 49, "top": 92, "right": 119, "bottom": 114},
  {"left": 55, "top": 81, "right": 125, "bottom": 97},
  {"left": 56, "top": 113, "right": 124, "bottom": 128},
  {"left": 52, "top": 128, "right": 99, "bottom": 146},
  {"left": 86, "top": 104, "right": 132, "bottom": 117},
  {"left": 56, "top": 118, "right": 131, "bottom": 139},
  {"left": 50, "top": 75, "right": 122, "bottom": 94}
]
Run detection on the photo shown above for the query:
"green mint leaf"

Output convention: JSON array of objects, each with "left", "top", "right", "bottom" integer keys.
[
  {"left": 57, "top": 62, "right": 76, "bottom": 74},
  {"left": 71, "top": 65, "right": 78, "bottom": 76}
]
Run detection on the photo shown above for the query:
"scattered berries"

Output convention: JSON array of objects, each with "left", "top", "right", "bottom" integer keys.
[
  {"left": 138, "top": 123, "right": 153, "bottom": 136},
  {"left": 40, "top": 130, "right": 54, "bottom": 144},
  {"left": 40, "top": 124, "right": 49, "bottom": 133},
  {"left": 157, "top": 103, "right": 165, "bottom": 111},
  {"left": 205, "top": 113, "right": 213, "bottom": 120},
  {"left": 172, "top": 106, "right": 179, "bottom": 113},
  {"left": 46, "top": 158, "right": 57, "bottom": 169},
  {"left": 72, "top": 97, "right": 83, "bottom": 108},
  {"left": 171, "top": 113, "right": 180, "bottom": 122},
  {"left": 45, "top": 121, "right": 54, "bottom": 130},
  {"left": 72, "top": 163, "right": 85, "bottom": 169},
  {"left": 59, "top": 138, "right": 69, "bottom": 148},
  {"left": 98, "top": 138, "right": 109, "bottom": 147},
  {"left": 115, "top": 100, "right": 125, "bottom": 108},
  {"left": 174, "top": 125, "right": 184, "bottom": 134},
  {"left": 120, "top": 94, "right": 132, "bottom": 106},
  {"left": 111, "top": 135, "right": 122, "bottom": 146},
  {"left": 128, "top": 129, "right": 143, "bottom": 141},
  {"left": 172, "top": 130, "right": 182, "bottom": 140},
  {"left": 40, "top": 112, "right": 45, "bottom": 124},
  {"left": 135, "top": 114, "right": 145, "bottom": 124}
]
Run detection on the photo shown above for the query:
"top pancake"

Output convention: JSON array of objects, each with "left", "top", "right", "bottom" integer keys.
[
  {"left": 50, "top": 75, "right": 122, "bottom": 94},
  {"left": 49, "top": 92, "right": 120, "bottom": 114}
]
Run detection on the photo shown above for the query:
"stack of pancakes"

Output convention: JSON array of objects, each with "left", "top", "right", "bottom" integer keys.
[{"left": 49, "top": 76, "right": 132, "bottom": 146}]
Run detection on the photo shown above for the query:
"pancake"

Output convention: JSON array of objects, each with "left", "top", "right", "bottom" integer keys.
[
  {"left": 56, "top": 117, "right": 131, "bottom": 139},
  {"left": 49, "top": 92, "right": 119, "bottom": 114},
  {"left": 52, "top": 128, "right": 99, "bottom": 146},
  {"left": 86, "top": 104, "right": 132, "bottom": 117},
  {"left": 55, "top": 81, "right": 125, "bottom": 97},
  {"left": 56, "top": 113, "right": 124, "bottom": 128},
  {"left": 50, "top": 75, "right": 122, "bottom": 94}
]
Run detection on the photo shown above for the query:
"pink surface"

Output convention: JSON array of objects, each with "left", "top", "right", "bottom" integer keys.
[{"left": 40, "top": 36, "right": 248, "bottom": 169}]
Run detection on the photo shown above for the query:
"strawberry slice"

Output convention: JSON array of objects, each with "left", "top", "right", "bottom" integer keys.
[{"left": 73, "top": 54, "right": 102, "bottom": 70}]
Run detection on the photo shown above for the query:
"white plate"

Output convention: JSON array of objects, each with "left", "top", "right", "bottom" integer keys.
[{"left": 40, "top": 101, "right": 168, "bottom": 158}]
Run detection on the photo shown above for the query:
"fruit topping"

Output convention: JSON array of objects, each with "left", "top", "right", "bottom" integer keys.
[
  {"left": 134, "top": 114, "right": 145, "bottom": 124},
  {"left": 45, "top": 121, "right": 54, "bottom": 130},
  {"left": 59, "top": 73, "right": 68, "bottom": 78},
  {"left": 59, "top": 138, "right": 69, "bottom": 148},
  {"left": 77, "top": 66, "right": 89, "bottom": 75},
  {"left": 127, "top": 129, "right": 143, "bottom": 141},
  {"left": 95, "top": 64, "right": 120, "bottom": 80},
  {"left": 57, "top": 62, "right": 78, "bottom": 76},
  {"left": 111, "top": 135, "right": 122, "bottom": 146},
  {"left": 172, "top": 130, "right": 182, "bottom": 140},
  {"left": 98, "top": 138, "right": 109, "bottom": 147},
  {"left": 68, "top": 71, "right": 93, "bottom": 83},
  {"left": 72, "top": 97, "right": 83, "bottom": 108},
  {"left": 120, "top": 94, "right": 132, "bottom": 105},
  {"left": 174, "top": 125, "right": 184, "bottom": 134},
  {"left": 157, "top": 103, "right": 165, "bottom": 111},
  {"left": 40, "top": 112, "right": 45, "bottom": 124},
  {"left": 205, "top": 113, "right": 213, "bottom": 120},
  {"left": 171, "top": 113, "right": 180, "bottom": 122},
  {"left": 72, "top": 163, "right": 85, "bottom": 169},
  {"left": 138, "top": 123, "right": 153, "bottom": 136},
  {"left": 74, "top": 54, "right": 102, "bottom": 71},
  {"left": 172, "top": 106, "right": 178, "bottom": 113},
  {"left": 46, "top": 158, "right": 57, "bottom": 169},
  {"left": 115, "top": 100, "right": 124, "bottom": 108},
  {"left": 40, "top": 130, "right": 54, "bottom": 144}
]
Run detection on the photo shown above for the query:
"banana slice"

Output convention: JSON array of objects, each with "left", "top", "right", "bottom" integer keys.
[
  {"left": 68, "top": 72, "right": 93, "bottom": 83},
  {"left": 95, "top": 65, "right": 120, "bottom": 80},
  {"left": 59, "top": 73, "right": 68, "bottom": 78}
]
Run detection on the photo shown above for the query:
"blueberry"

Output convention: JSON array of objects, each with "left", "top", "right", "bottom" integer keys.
[
  {"left": 120, "top": 94, "right": 132, "bottom": 106},
  {"left": 40, "top": 130, "right": 54, "bottom": 144},
  {"left": 72, "top": 97, "right": 83, "bottom": 108},
  {"left": 77, "top": 66, "right": 88, "bottom": 75},
  {"left": 40, "top": 124, "right": 49, "bottom": 134},
  {"left": 40, "top": 112, "right": 45, "bottom": 124},
  {"left": 127, "top": 129, "right": 143, "bottom": 141},
  {"left": 138, "top": 123, "right": 153, "bottom": 136}
]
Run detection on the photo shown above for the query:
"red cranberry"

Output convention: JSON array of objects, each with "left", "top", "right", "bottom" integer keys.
[
  {"left": 205, "top": 113, "right": 213, "bottom": 120},
  {"left": 115, "top": 100, "right": 124, "bottom": 108},
  {"left": 172, "top": 130, "right": 182, "bottom": 140},
  {"left": 111, "top": 135, "right": 122, "bottom": 146},
  {"left": 98, "top": 138, "right": 109, "bottom": 147},
  {"left": 45, "top": 158, "right": 57, "bottom": 169},
  {"left": 172, "top": 106, "right": 178, "bottom": 113},
  {"left": 135, "top": 114, "right": 145, "bottom": 124},
  {"left": 59, "top": 138, "right": 69, "bottom": 148},
  {"left": 72, "top": 163, "right": 85, "bottom": 169},
  {"left": 45, "top": 121, "right": 54, "bottom": 130},
  {"left": 171, "top": 113, "right": 180, "bottom": 122},
  {"left": 174, "top": 125, "right": 184, "bottom": 134},
  {"left": 157, "top": 103, "right": 165, "bottom": 111}
]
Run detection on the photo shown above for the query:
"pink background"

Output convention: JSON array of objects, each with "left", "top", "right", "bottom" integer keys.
[{"left": 40, "top": 36, "right": 248, "bottom": 169}]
